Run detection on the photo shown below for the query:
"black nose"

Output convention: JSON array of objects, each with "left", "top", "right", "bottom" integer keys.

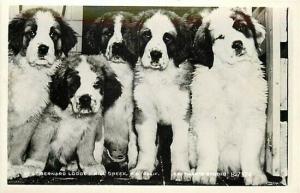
[
  {"left": 38, "top": 44, "right": 49, "bottom": 57},
  {"left": 112, "top": 42, "right": 124, "bottom": 55},
  {"left": 150, "top": 50, "right": 162, "bottom": 62},
  {"left": 79, "top": 94, "right": 91, "bottom": 108},
  {"left": 231, "top": 40, "right": 243, "bottom": 50},
  {"left": 112, "top": 42, "right": 122, "bottom": 50}
]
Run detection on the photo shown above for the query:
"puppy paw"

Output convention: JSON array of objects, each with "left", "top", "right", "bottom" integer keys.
[
  {"left": 66, "top": 161, "right": 79, "bottom": 172},
  {"left": 130, "top": 167, "right": 154, "bottom": 180},
  {"left": 81, "top": 164, "right": 106, "bottom": 176},
  {"left": 19, "top": 159, "right": 45, "bottom": 178},
  {"left": 192, "top": 170, "right": 217, "bottom": 185},
  {"left": 244, "top": 171, "right": 267, "bottom": 185},
  {"left": 19, "top": 165, "right": 43, "bottom": 178},
  {"left": 7, "top": 165, "right": 22, "bottom": 180}
]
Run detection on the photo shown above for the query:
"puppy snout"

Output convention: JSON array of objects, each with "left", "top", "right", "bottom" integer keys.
[
  {"left": 150, "top": 50, "right": 162, "bottom": 62},
  {"left": 79, "top": 94, "right": 91, "bottom": 108},
  {"left": 38, "top": 44, "right": 49, "bottom": 57},
  {"left": 231, "top": 40, "right": 243, "bottom": 51}
]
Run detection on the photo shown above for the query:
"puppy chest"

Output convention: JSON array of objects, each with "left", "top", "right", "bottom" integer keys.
[
  {"left": 151, "top": 83, "right": 189, "bottom": 123},
  {"left": 9, "top": 68, "right": 50, "bottom": 123}
]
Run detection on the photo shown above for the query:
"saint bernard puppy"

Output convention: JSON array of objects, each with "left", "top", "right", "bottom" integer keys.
[
  {"left": 190, "top": 8, "right": 267, "bottom": 185},
  {"left": 86, "top": 11, "right": 138, "bottom": 170},
  {"left": 19, "top": 55, "right": 119, "bottom": 178},
  {"left": 8, "top": 7, "right": 77, "bottom": 179},
  {"left": 130, "top": 10, "right": 193, "bottom": 181}
]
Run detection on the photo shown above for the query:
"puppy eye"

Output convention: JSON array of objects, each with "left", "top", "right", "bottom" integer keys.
[
  {"left": 103, "top": 29, "right": 113, "bottom": 37},
  {"left": 93, "top": 78, "right": 103, "bottom": 89},
  {"left": 233, "top": 21, "right": 247, "bottom": 33},
  {"left": 163, "top": 33, "right": 174, "bottom": 44},
  {"left": 50, "top": 31, "right": 60, "bottom": 40},
  {"left": 142, "top": 30, "right": 152, "bottom": 39},
  {"left": 215, "top": 35, "right": 225, "bottom": 40},
  {"left": 25, "top": 30, "right": 36, "bottom": 38}
]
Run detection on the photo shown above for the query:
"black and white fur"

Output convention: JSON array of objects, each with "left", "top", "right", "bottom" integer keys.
[
  {"left": 130, "top": 10, "right": 193, "bottom": 181},
  {"left": 190, "top": 8, "right": 267, "bottom": 185},
  {"left": 20, "top": 55, "right": 119, "bottom": 177},
  {"left": 8, "top": 7, "right": 77, "bottom": 179},
  {"left": 86, "top": 11, "right": 138, "bottom": 169}
]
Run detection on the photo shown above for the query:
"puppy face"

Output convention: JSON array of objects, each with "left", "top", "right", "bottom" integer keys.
[
  {"left": 50, "top": 55, "right": 104, "bottom": 115},
  {"left": 136, "top": 10, "right": 191, "bottom": 70},
  {"left": 86, "top": 12, "right": 137, "bottom": 66},
  {"left": 9, "top": 8, "right": 77, "bottom": 66},
  {"left": 192, "top": 8, "right": 265, "bottom": 67}
]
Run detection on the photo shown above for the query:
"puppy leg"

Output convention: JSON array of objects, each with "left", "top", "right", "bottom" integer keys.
[
  {"left": 127, "top": 128, "right": 138, "bottom": 170},
  {"left": 20, "top": 116, "right": 57, "bottom": 178},
  {"left": 170, "top": 119, "right": 191, "bottom": 182},
  {"left": 8, "top": 117, "right": 39, "bottom": 179},
  {"left": 192, "top": 119, "right": 219, "bottom": 185},
  {"left": 77, "top": 123, "right": 105, "bottom": 176},
  {"left": 240, "top": 114, "right": 267, "bottom": 185},
  {"left": 130, "top": 112, "right": 157, "bottom": 180}
]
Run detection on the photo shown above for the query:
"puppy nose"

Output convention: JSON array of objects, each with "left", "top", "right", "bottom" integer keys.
[
  {"left": 79, "top": 94, "right": 91, "bottom": 108},
  {"left": 150, "top": 50, "right": 162, "bottom": 62},
  {"left": 231, "top": 40, "right": 243, "bottom": 50},
  {"left": 112, "top": 42, "right": 122, "bottom": 51},
  {"left": 38, "top": 44, "right": 49, "bottom": 56}
]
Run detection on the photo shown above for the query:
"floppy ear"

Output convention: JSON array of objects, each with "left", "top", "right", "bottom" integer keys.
[
  {"left": 49, "top": 65, "right": 70, "bottom": 110},
  {"left": 101, "top": 66, "right": 122, "bottom": 114},
  {"left": 122, "top": 20, "right": 139, "bottom": 68},
  {"left": 9, "top": 16, "right": 26, "bottom": 55},
  {"left": 173, "top": 17, "right": 195, "bottom": 66},
  {"left": 190, "top": 25, "right": 214, "bottom": 68},
  {"left": 57, "top": 18, "right": 77, "bottom": 56},
  {"left": 85, "top": 18, "right": 102, "bottom": 54},
  {"left": 251, "top": 17, "right": 266, "bottom": 46}
]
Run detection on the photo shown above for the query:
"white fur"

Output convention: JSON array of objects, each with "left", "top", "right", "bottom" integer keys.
[
  {"left": 51, "top": 106, "right": 96, "bottom": 164},
  {"left": 105, "top": 14, "right": 124, "bottom": 60},
  {"left": 191, "top": 8, "right": 268, "bottom": 185},
  {"left": 27, "top": 11, "right": 56, "bottom": 66},
  {"left": 141, "top": 12, "right": 177, "bottom": 70},
  {"left": 8, "top": 56, "right": 58, "bottom": 129},
  {"left": 94, "top": 125, "right": 105, "bottom": 163},
  {"left": 131, "top": 12, "right": 191, "bottom": 181}
]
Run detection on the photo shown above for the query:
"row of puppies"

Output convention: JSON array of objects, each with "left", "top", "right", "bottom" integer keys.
[{"left": 8, "top": 7, "right": 267, "bottom": 185}]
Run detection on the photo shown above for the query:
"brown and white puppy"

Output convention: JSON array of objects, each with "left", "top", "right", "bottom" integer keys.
[
  {"left": 190, "top": 8, "right": 267, "bottom": 185},
  {"left": 19, "top": 55, "right": 121, "bottom": 178},
  {"left": 86, "top": 11, "right": 138, "bottom": 170},
  {"left": 8, "top": 7, "right": 77, "bottom": 179},
  {"left": 130, "top": 9, "right": 194, "bottom": 181}
]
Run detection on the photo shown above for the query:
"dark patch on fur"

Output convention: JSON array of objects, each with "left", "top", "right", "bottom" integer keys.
[
  {"left": 182, "top": 8, "right": 203, "bottom": 44},
  {"left": 101, "top": 69, "right": 122, "bottom": 114},
  {"left": 190, "top": 24, "right": 214, "bottom": 68},
  {"left": 49, "top": 64, "right": 81, "bottom": 110},
  {"left": 133, "top": 106, "right": 145, "bottom": 125},
  {"left": 231, "top": 9, "right": 263, "bottom": 53}
]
